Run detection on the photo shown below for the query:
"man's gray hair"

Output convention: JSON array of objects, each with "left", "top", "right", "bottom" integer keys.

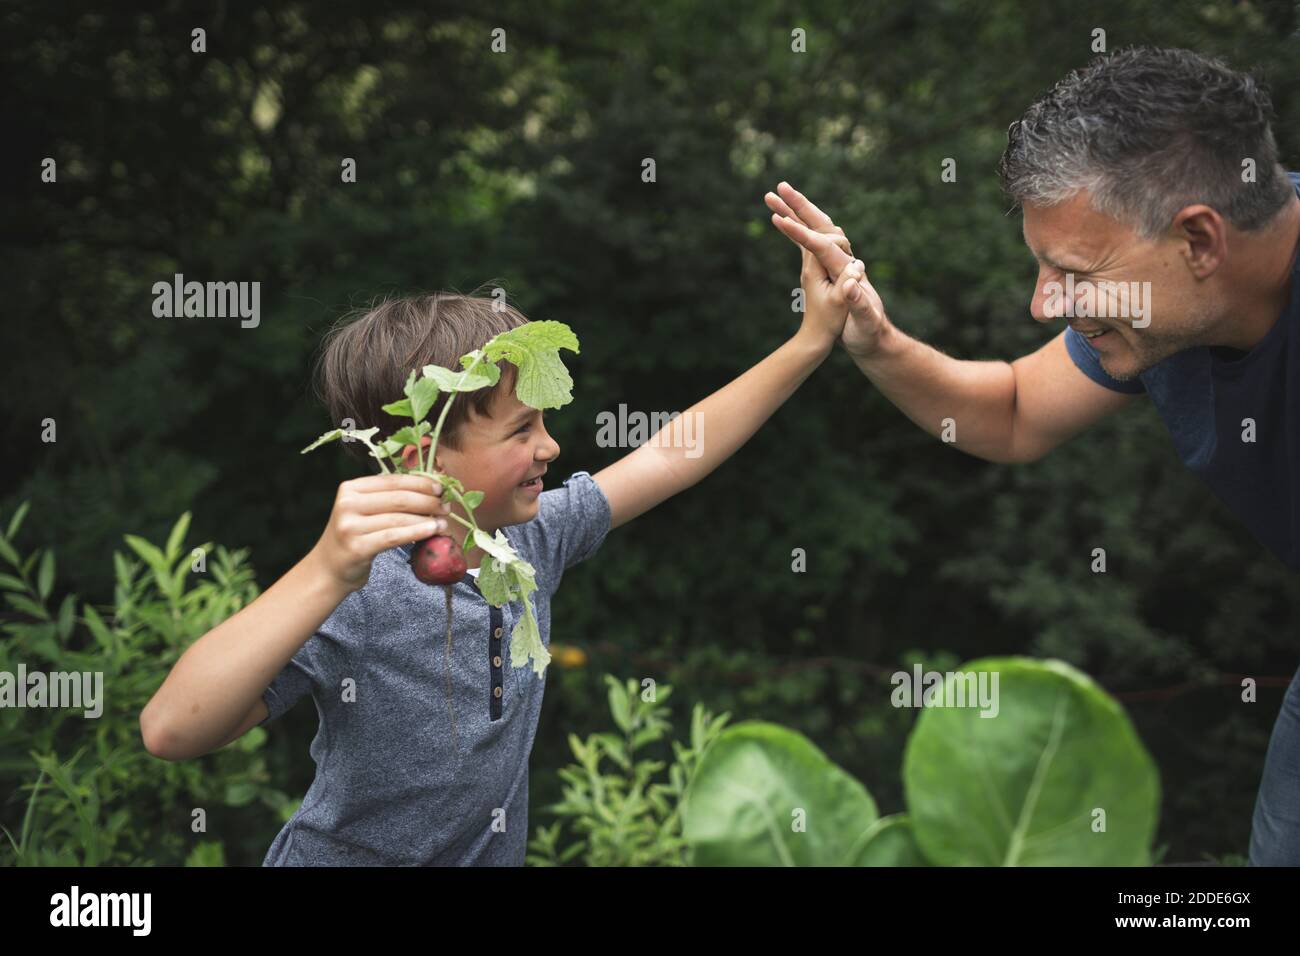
[{"left": 998, "top": 46, "right": 1294, "bottom": 239}]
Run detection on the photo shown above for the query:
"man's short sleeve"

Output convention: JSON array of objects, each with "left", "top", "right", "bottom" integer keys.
[
  {"left": 1063, "top": 326, "right": 1146, "bottom": 394},
  {"left": 509, "top": 470, "right": 612, "bottom": 592},
  {"left": 259, "top": 589, "right": 364, "bottom": 726}
]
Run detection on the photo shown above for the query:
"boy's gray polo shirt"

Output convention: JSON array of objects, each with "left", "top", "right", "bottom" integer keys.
[{"left": 258, "top": 470, "right": 611, "bottom": 865}]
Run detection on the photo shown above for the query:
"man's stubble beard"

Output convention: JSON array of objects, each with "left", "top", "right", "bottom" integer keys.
[{"left": 1100, "top": 301, "right": 1222, "bottom": 382}]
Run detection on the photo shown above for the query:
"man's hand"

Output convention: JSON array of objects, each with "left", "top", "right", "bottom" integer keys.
[
  {"left": 766, "top": 181, "right": 891, "bottom": 358},
  {"left": 798, "top": 236, "right": 861, "bottom": 351}
]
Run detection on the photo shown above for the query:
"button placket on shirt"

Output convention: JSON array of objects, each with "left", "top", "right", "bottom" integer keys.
[
  {"left": 489, "top": 604, "right": 504, "bottom": 720},
  {"left": 467, "top": 566, "right": 512, "bottom": 722}
]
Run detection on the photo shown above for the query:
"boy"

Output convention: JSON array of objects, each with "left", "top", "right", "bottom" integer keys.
[{"left": 139, "top": 246, "right": 864, "bottom": 865}]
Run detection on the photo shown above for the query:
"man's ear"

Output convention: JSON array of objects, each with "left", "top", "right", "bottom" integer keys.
[{"left": 1172, "top": 204, "right": 1228, "bottom": 278}]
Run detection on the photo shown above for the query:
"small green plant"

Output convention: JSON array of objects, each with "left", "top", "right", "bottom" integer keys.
[
  {"left": 0, "top": 503, "right": 294, "bottom": 866},
  {"left": 526, "top": 676, "right": 730, "bottom": 866},
  {"left": 680, "top": 657, "right": 1161, "bottom": 866},
  {"left": 302, "top": 320, "right": 578, "bottom": 676}
]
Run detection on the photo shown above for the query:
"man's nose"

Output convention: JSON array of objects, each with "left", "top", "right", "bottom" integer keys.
[{"left": 1029, "top": 268, "right": 1059, "bottom": 325}]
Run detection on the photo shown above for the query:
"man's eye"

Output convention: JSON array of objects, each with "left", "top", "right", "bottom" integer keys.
[{"left": 515, "top": 424, "right": 530, "bottom": 435}]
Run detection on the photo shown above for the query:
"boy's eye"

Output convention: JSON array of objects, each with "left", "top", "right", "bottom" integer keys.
[{"left": 515, "top": 424, "right": 530, "bottom": 435}]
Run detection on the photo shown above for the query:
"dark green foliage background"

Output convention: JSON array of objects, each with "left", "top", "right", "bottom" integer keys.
[{"left": 4, "top": 0, "right": 1300, "bottom": 863}]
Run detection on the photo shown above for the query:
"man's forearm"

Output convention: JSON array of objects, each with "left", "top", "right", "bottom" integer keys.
[{"left": 849, "top": 319, "right": 1022, "bottom": 463}]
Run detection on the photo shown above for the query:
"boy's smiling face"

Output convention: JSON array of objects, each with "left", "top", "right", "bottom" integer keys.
[{"left": 434, "top": 384, "right": 560, "bottom": 540}]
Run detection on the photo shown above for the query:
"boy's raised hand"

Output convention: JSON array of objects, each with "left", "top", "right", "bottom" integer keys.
[
  {"left": 766, "top": 182, "right": 890, "bottom": 358},
  {"left": 797, "top": 233, "right": 863, "bottom": 350},
  {"left": 312, "top": 473, "right": 452, "bottom": 592}
]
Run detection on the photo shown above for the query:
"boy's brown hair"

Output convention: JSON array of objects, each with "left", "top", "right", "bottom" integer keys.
[{"left": 312, "top": 289, "right": 529, "bottom": 468}]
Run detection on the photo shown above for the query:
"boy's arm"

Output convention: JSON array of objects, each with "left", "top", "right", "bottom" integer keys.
[
  {"left": 139, "top": 474, "right": 449, "bottom": 760},
  {"left": 593, "top": 248, "right": 855, "bottom": 529}
]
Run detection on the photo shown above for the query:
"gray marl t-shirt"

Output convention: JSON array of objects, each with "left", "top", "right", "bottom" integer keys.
[{"left": 258, "top": 470, "right": 611, "bottom": 865}]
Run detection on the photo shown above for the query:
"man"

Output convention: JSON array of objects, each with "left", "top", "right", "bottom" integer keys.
[{"left": 768, "top": 46, "right": 1300, "bottom": 865}]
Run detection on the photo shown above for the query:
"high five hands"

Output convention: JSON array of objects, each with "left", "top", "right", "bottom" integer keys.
[{"left": 766, "top": 182, "right": 891, "bottom": 358}]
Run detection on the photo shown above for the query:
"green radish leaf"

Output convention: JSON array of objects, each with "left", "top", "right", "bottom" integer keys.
[
  {"left": 478, "top": 321, "right": 579, "bottom": 409},
  {"left": 382, "top": 398, "right": 413, "bottom": 417},
  {"left": 903, "top": 656, "right": 1159, "bottom": 866},
  {"left": 508, "top": 598, "right": 549, "bottom": 675},
  {"left": 389, "top": 422, "right": 432, "bottom": 448},
  {"left": 461, "top": 491, "right": 484, "bottom": 510},
  {"left": 473, "top": 529, "right": 528, "bottom": 571},
  {"left": 681, "top": 721, "right": 879, "bottom": 866},
  {"left": 6, "top": 502, "right": 30, "bottom": 541},
  {"left": 850, "top": 815, "right": 930, "bottom": 866},
  {"left": 473, "top": 529, "right": 549, "bottom": 674},
  {"left": 371, "top": 438, "right": 406, "bottom": 468},
  {"left": 302, "top": 427, "right": 380, "bottom": 454},
  {"left": 436, "top": 474, "right": 465, "bottom": 495},
  {"left": 37, "top": 551, "right": 54, "bottom": 601},
  {"left": 409, "top": 377, "right": 441, "bottom": 422},
  {"left": 475, "top": 558, "right": 511, "bottom": 607},
  {"left": 459, "top": 354, "right": 502, "bottom": 384},
  {"left": 301, "top": 429, "right": 345, "bottom": 453},
  {"left": 422, "top": 364, "right": 497, "bottom": 393}
]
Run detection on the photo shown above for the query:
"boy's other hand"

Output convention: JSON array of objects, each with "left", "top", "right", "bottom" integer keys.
[
  {"left": 311, "top": 473, "right": 452, "bottom": 592},
  {"left": 766, "top": 182, "right": 890, "bottom": 358}
]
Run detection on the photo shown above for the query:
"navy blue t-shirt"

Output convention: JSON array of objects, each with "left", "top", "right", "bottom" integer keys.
[{"left": 1064, "top": 171, "right": 1300, "bottom": 571}]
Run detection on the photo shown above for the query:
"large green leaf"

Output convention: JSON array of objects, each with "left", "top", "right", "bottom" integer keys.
[
  {"left": 903, "top": 657, "right": 1159, "bottom": 866},
  {"left": 476, "top": 321, "right": 579, "bottom": 409},
  {"left": 682, "top": 721, "right": 878, "bottom": 866},
  {"left": 850, "top": 814, "right": 930, "bottom": 866}
]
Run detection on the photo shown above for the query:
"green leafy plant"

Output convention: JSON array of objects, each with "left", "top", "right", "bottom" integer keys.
[
  {"left": 681, "top": 657, "right": 1161, "bottom": 866},
  {"left": 301, "top": 320, "right": 579, "bottom": 676},
  {"left": 526, "top": 676, "right": 730, "bottom": 866},
  {"left": 0, "top": 503, "right": 294, "bottom": 866}
]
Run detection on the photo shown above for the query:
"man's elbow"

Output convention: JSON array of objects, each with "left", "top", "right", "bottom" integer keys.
[
  {"left": 139, "top": 706, "right": 182, "bottom": 762},
  {"left": 999, "top": 440, "right": 1049, "bottom": 465}
]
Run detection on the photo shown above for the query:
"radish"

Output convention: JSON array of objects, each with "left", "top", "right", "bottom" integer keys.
[{"left": 409, "top": 532, "right": 468, "bottom": 585}]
